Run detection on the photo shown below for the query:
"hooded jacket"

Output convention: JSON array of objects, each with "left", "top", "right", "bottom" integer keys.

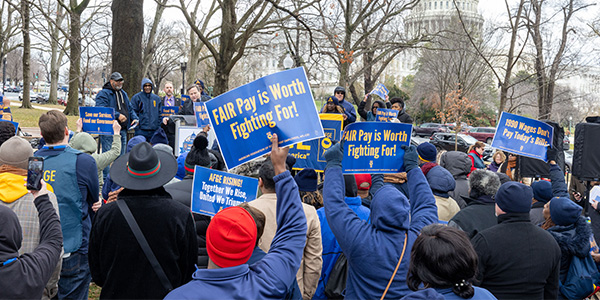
[
  {"left": 0, "top": 195, "right": 63, "bottom": 299},
  {"left": 96, "top": 81, "right": 138, "bottom": 130},
  {"left": 70, "top": 131, "right": 121, "bottom": 187},
  {"left": 426, "top": 165, "right": 459, "bottom": 221},
  {"left": 440, "top": 151, "right": 471, "bottom": 208},
  {"left": 165, "top": 171, "right": 308, "bottom": 299},
  {"left": 323, "top": 166, "right": 438, "bottom": 299},
  {"left": 131, "top": 78, "right": 163, "bottom": 132},
  {"left": 358, "top": 100, "right": 385, "bottom": 121},
  {"left": 547, "top": 216, "right": 592, "bottom": 284}
]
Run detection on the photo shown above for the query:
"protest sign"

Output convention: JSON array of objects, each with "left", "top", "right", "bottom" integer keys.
[
  {"left": 492, "top": 112, "right": 553, "bottom": 161},
  {"left": 375, "top": 108, "right": 399, "bottom": 122},
  {"left": 79, "top": 107, "right": 115, "bottom": 135},
  {"left": 191, "top": 166, "right": 259, "bottom": 217},
  {"left": 175, "top": 126, "right": 216, "bottom": 156},
  {"left": 161, "top": 106, "right": 179, "bottom": 117},
  {"left": 194, "top": 102, "right": 210, "bottom": 127},
  {"left": 290, "top": 113, "right": 344, "bottom": 172},
  {"left": 369, "top": 83, "right": 389, "bottom": 100},
  {"left": 342, "top": 122, "right": 412, "bottom": 174},
  {"left": 0, "top": 119, "right": 18, "bottom": 135},
  {"left": 205, "top": 67, "right": 323, "bottom": 169}
]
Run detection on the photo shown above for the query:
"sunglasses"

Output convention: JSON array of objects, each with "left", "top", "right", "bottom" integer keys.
[{"left": 335, "top": 91, "right": 344, "bottom": 94}]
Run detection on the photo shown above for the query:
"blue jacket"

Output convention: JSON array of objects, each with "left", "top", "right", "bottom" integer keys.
[
  {"left": 95, "top": 81, "right": 138, "bottom": 130},
  {"left": 313, "top": 195, "right": 371, "bottom": 299},
  {"left": 165, "top": 171, "right": 307, "bottom": 299},
  {"left": 321, "top": 98, "right": 356, "bottom": 124},
  {"left": 131, "top": 78, "right": 163, "bottom": 131},
  {"left": 323, "top": 167, "right": 438, "bottom": 299}
]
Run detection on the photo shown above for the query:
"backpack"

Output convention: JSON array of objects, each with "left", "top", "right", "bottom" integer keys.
[
  {"left": 324, "top": 253, "right": 348, "bottom": 299},
  {"left": 559, "top": 253, "right": 600, "bottom": 299}
]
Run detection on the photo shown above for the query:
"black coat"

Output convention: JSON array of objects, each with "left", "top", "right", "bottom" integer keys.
[
  {"left": 472, "top": 213, "right": 561, "bottom": 300},
  {"left": 89, "top": 188, "right": 198, "bottom": 299},
  {"left": 164, "top": 177, "right": 212, "bottom": 268},
  {"left": 0, "top": 195, "right": 62, "bottom": 299},
  {"left": 448, "top": 195, "right": 497, "bottom": 239}
]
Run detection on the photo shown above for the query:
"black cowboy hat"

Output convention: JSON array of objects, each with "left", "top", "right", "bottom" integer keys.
[{"left": 110, "top": 142, "right": 177, "bottom": 190}]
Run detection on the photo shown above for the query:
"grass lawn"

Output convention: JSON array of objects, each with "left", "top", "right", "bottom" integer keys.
[{"left": 11, "top": 106, "right": 79, "bottom": 130}]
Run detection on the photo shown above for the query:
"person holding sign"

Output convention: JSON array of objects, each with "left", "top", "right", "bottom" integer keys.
[
  {"left": 166, "top": 134, "right": 309, "bottom": 299},
  {"left": 358, "top": 95, "right": 385, "bottom": 121},
  {"left": 131, "top": 78, "right": 163, "bottom": 142},
  {"left": 321, "top": 87, "right": 356, "bottom": 126},
  {"left": 387, "top": 97, "right": 413, "bottom": 124},
  {"left": 322, "top": 142, "right": 437, "bottom": 299}
]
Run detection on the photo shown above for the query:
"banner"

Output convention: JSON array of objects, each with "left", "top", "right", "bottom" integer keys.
[
  {"left": 290, "top": 113, "right": 344, "bottom": 172},
  {"left": 79, "top": 107, "right": 115, "bottom": 135},
  {"left": 161, "top": 106, "right": 179, "bottom": 117},
  {"left": 205, "top": 67, "right": 324, "bottom": 169},
  {"left": 175, "top": 126, "right": 216, "bottom": 156},
  {"left": 492, "top": 112, "right": 553, "bottom": 161},
  {"left": 194, "top": 102, "right": 210, "bottom": 127},
  {"left": 375, "top": 108, "right": 399, "bottom": 122},
  {"left": 191, "top": 166, "right": 259, "bottom": 217},
  {"left": 342, "top": 122, "right": 412, "bottom": 174},
  {"left": 369, "top": 83, "right": 389, "bottom": 100},
  {"left": 0, "top": 119, "right": 18, "bottom": 135}
]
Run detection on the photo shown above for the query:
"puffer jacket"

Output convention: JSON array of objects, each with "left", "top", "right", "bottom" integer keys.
[
  {"left": 131, "top": 78, "right": 163, "bottom": 131},
  {"left": 547, "top": 217, "right": 592, "bottom": 283},
  {"left": 440, "top": 151, "right": 471, "bottom": 208}
]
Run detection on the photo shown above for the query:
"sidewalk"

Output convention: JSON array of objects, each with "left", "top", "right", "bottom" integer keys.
[{"left": 10, "top": 101, "right": 63, "bottom": 111}]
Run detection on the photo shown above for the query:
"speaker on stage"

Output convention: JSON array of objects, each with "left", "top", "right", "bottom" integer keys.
[{"left": 572, "top": 122, "right": 600, "bottom": 181}]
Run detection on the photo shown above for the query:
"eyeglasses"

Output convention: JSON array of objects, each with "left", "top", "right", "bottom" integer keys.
[{"left": 335, "top": 91, "right": 344, "bottom": 94}]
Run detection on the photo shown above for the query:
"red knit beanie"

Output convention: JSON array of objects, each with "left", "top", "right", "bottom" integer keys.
[{"left": 206, "top": 206, "right": 257, "bottom": 268}]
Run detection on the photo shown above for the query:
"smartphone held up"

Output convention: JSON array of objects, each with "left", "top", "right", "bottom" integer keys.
[{"left": 27, "top": 157, "right": 44, "bottom": 191}]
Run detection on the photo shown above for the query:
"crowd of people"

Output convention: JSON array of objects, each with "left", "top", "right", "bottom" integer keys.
[{"left": 0, "top": 75, "right": 599, "bottom": 300}]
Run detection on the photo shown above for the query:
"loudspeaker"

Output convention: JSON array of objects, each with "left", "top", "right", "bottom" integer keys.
[
  {"left": 572, "top": 122, "right": 600, "bottom": 181},
  {"left": 518, "top": 120, "right": 566, "bottom": 178}
]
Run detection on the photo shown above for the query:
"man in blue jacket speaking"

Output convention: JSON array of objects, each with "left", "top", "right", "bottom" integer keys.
[
  {"left": 322, "top": 142, "right": 438, "bottom": 299},
  {"left": 131, "top": 78, "right": 163, "bottom": 142},
  {"left": 165, "top": 133, "right": 307, "bottom": 299}
]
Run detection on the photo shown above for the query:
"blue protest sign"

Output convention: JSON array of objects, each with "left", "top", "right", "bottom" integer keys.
[
  {"left": 194, "top": 102, "right": 210, "bottom": 127},
  {"left": 342, "top": 122, "right": 412, "bottom": 174},
  {"left": 79, "top": 107, "right": 115, "bottom": 135},
  {"left": 375, "top": 108, "right": 399, "bottom": 122},
  {"left": 370, "top": 83, "right": 389, "bottom": 100},
  {"left": 205, "top": 67, "right": 324, "bottom": 169},
  {"left": 290, "top": 113, "right": 344, "bottom": 172},
  {"left": 190, "top": 166, "right": 259, "bottom": 217},
  {"left": 0, "top": 119, "right": 18, "bottom": 135},
  {"left": 161, "top": 106, "right": 179, "bottom": 117},
  {"left": 491, "top": 112, "right": 553, "bottom": 161}
]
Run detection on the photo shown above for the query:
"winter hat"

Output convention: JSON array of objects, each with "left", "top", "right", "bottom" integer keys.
[
  {"left": 417, "top": 142, "right": 437, "bottom": 162},
  {"left": 334, "top": 86, "right": 346, "bottom": 95},
  {"left": 495, "top": 182, "right": 533, "bottom": 214},
  {"left": 149, "top": 128, "right": 169, "bottom": 145},
  {"left": 355, "top": 174, "right": 372, "bottom": 190},
  {"left": 206, "top": 206, "right": 257, "bottom": 268},
  {"left": 0, "top": 137, "right": 33, "bottom": 169},
  {"left": 294, "top": 169, "right": 318, "bottom": 192},
  {"left": 496, "top": 172, "right": 511, "bottom": 185},
  {"left": 127, "top": 135, "right": 146, "bottom": 153},
  {"left": 286, "top": 155, "right": 296, "bottom": 171},
  {"left": 194, "top": 79, "right": 206, "bottom": 90},
  {"left": 185, "top": 135, "right": 211, "bottom": 174},
  {"left": 153, "top": 143, "right": 175, "bottom": 158},
  {"left": 425, "top": 165, "right": 456, "bottom": 198},
  {"left": 531, "top": 180, "right": 553, "bottom": 204},
  {"left": 326, "top": 96, "right": 339, "bottom": 106},
  {"left": 549, "top": 197, "right": 582, "bottom": 226},
  {"left": 468, "top": 169, "right": 501, "bottom": 199},
  {"left": 344, "top": 174, "right": 358, "bottom": 197}
]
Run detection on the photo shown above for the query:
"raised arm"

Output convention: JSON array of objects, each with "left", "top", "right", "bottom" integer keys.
[
  {"left": 357, "top": 96, "right": 368, "bottom": 120},
  {"left": 402, "top": 145, "right": 438, "bottom": 233},
  {"left": 547, "top": 147, "right": 569, "bottom": 198}
]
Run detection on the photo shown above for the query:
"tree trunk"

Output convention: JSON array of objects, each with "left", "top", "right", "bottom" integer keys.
[
  {"left": 112, "top": 0, "right": 144, "bottom": 99},
  {"left": 141, "top": 0, "right": 167, "bottom": 78},
  {"left": 48, "top": 5, "right": 64, "bottom": 105},
  {"left": 212, "top": 0, "right": 236, "bottom": 96},
  {"left": 20, "top": 0, "right": 32, "bottom": 109}
]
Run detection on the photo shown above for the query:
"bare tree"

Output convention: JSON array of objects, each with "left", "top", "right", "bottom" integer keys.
[
  {"left": 0, "top": 0, "right": 21, "bottom": 88},
  {"left": 141, "top": 0, "right": 168, "bottom": 79},
  {"left": 20, "top": 0, "right": 33, "bottom": 108},
  {"left": 112, "top": 0, "right": 143, "bottom": 100},
  {"left": 146, "top": 23, "right": 186, "bottom": 93}
]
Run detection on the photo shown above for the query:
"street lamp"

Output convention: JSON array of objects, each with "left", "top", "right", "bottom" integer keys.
[
  {"left": 2, "top": 57, "right": 6, "bottom": 94},
  {"left": 180, "top": 57, "right": 188, "bottom": 96},
  {"left": 283, "top": 53, "right": 294, "bottom": 70},
  {"left": 102, "top": 67, "right": 106, "bottom": 84}
]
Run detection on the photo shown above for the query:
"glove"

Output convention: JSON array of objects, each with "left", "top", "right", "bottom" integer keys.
[
  {"left": 325, "top": 141, "right": 344, "bottom": 169},
  {"left": 402, "top": 144, "right": 418, "bottom": 172},
  {"left": 546, "top": 146, "right": 557, "bottom": 163}
]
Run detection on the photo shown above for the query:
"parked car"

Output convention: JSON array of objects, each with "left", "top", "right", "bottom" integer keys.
[
  {"left": 430, "top": 132, "right": 495, "bottom": 161},
  {"left": 34, "top": 93, "right": 50, "bottom": 104},
  {"left": 79, "top": 95, "right": 95, "bottom": 107},
  {"left": 412, "top": 123, "right": 448, "bottom": 137},
  {"left": 466, "top": 127, "right": 496, "bottom": 144},
  {"left": 57, "top": 96, "right": 66, "bottom": 106},
  {"left": 444, "top": 122, "right": 472, "bottom": 132},
  {"left": 18, "top": 91, "right": 39, "bottom": 101}
]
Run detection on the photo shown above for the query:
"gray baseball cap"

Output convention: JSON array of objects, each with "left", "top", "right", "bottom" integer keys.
[{"left": 110, "top": 72, "right": 124, "bottom": 81}]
